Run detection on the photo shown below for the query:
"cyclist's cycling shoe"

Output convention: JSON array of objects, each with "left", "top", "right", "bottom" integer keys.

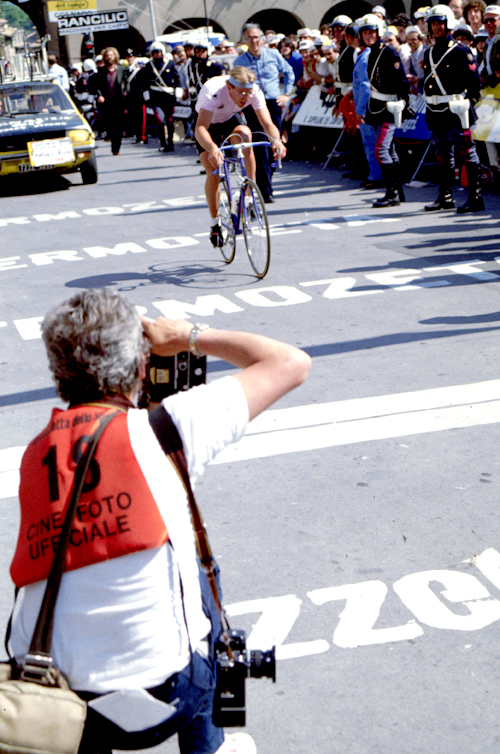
[
  {"left": 245, "top": 199, "right": 257, "bottom": 222},
  {"left": 210, "top": 224, "right": 224, "bottom": 247}
]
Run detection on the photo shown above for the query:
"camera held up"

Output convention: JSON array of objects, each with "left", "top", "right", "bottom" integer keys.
[
  {"left": 213, "top": 629, "right": 276, "bottom": 727},
  {"left": 139, "top": 351, "right": 206, "bottom": 405}
]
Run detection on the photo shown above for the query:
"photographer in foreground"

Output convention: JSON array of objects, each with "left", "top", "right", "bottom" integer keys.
[{"left": 8, "top": 289, "right": 310, "bottom": 754}]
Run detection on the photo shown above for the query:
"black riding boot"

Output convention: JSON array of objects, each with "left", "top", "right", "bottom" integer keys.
[
  {"left": 373, "top": 164, "right": 400, "bottom": 208},
  {"left": 425, "top": 168, "right": 455, "bottom": 211},
  {"left": 457, "top": 163, "right": 484, "bottom": 214}
]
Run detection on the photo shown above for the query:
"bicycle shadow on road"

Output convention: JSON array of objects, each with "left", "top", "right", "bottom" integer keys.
[{"left": 64, "top": 261, "right": 265, "bottom": 293}]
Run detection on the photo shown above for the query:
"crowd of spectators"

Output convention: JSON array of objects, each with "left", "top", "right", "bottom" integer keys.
[{"left": 57, "top": 1, "right": 500, "bottom": 194}]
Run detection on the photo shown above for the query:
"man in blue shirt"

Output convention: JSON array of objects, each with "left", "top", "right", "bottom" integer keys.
[
  {"left": 352, "top": 43, "right": 383, "bottom": 186},
  {"left": 234, "top": 24, "right": 294, "bottom": 202}
]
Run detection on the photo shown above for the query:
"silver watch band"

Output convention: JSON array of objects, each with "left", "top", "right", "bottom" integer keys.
[{"left": 189, "top": 323, "right": 209, "bottom": 358}]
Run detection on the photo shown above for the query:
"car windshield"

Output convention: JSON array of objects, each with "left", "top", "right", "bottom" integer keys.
[{"left": 0, "top": 83, "right": 74, "bottom": 115}]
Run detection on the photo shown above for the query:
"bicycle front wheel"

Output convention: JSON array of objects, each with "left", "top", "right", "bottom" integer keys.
[
  {"left": 242, "top": 179, "right": 270, "bottom": 278},
  {"left": 219, "top": 178, "right": 236, "bottom": 263}
]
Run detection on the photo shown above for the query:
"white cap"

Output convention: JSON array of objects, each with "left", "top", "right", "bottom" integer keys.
[
  {"left": 297, "top": 27, "right": 312, "bottom": 36},
  {"left": 484, "top": 4, "right": 500, "bottom": 14},
  {"left": 82, "top": 59, "right": 97, "bottom": 72},
  {"left": 299, "top": 40, "right": 314, "bottom": 50},
  {"left": 406, "top": 24, "right": 423, "bottom": 35},
  {"left": 372, "top": 5, "right": 387, "bottom": 16}
]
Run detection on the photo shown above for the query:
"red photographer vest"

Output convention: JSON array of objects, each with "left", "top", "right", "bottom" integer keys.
[{"left": 10, "top": 405, "right": 170, "bottom": 588}]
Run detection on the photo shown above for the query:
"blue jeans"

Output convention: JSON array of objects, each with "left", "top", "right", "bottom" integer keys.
[
  {"left": 77, "top": 651, "right": 224, "bottom": 754},
  {"left": 359, "top": 123, "right": 382, "bottom": 181}
]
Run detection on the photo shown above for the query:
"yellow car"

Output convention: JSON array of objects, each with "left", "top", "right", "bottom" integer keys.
[{"left": 0, "top": 79, "right": 97, "bottom": 183}]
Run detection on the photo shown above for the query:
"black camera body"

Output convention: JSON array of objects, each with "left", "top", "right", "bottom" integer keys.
[
  {"left": 213, "top": 629, "right": 276, "bottom": 727},
  {"left": 139, "top": 351, "right": 206, "bottom": 406}
]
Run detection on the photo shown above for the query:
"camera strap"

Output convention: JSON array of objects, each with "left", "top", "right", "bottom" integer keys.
[{"left": 148, "top": 406, "right": 230, "bottom": 634}]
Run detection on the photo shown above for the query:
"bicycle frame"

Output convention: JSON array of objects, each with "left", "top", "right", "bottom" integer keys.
[{"left": 217, "top": 140, "right": 272, "bottom": 236}]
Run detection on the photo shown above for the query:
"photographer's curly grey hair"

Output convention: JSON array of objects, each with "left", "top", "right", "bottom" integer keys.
[{"left": 42, "top": 289, "right": 149, "bottom": 404}]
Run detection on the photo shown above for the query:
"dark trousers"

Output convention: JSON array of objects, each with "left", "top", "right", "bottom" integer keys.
[
  {"left": 151, "top": 94, "right": 176, "bottom": 147},
  {"left": 102, "top": 99, "right": 124, "bottom": 154},
  {"left": 245, "top": 98, "right": 282, "bottom": 200},
  {"left": 77, "top": 651, "right": 223, "bottom": 754}
]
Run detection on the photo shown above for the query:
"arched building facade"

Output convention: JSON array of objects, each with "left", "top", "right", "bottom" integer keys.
[{"left": 15, "top": 0, "right": 415, "bottom": 62}]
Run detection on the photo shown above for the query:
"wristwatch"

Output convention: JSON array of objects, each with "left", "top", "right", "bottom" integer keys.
[{"left": 189, "top": 323, "right": 210, "bottom": 358}]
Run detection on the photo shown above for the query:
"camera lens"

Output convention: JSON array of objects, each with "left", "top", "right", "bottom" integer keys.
[{"left": 249, "top": 647, "right": 276, "bottom": 682}]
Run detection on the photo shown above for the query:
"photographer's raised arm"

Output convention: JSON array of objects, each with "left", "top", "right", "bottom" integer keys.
[{"left": 141, "top": 317, "right": 311, "bottom": 420}]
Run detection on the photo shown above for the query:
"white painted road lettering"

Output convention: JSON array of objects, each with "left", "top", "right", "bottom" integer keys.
[{"left": 221, "top": 548, "right": 500, "bottom": 657}]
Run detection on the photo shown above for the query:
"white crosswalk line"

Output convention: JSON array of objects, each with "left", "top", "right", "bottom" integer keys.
[{"left": 2, "top": 379, "right": 500, "bottom": 498}]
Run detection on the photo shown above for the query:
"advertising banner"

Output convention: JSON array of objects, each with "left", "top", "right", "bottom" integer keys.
[
  {"left": 292, "top": 86, "right": 343, "bottom": 129},
  {"left": 473, "top": 84, "right": 500, "bottom": 143},
  {"left": 57, "top": 9, "right": 128, "bottom": 35},
  {"left": 394, "top": 94, "right": 431, "bottom": 141},
  {"left": 293, "top": 87, "right": 431, "bottom": 140},
  {"left": 48, "top": 0, "right": 96, "bottom": 23}
]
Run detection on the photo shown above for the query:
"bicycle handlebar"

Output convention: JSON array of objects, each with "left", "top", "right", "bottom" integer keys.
[{"left": 219, "top": 141, "right": 274, "bottom": 151}]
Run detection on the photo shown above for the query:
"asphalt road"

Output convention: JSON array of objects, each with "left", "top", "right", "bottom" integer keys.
[{"left": 1, "top": 135, "right": 500, "bottom": 754}]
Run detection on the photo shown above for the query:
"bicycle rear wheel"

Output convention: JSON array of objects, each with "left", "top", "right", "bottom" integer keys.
[
  {"left": 242, "top": 179, "right": 270, "bottom": 278},
  {"left": 218, "top": 178, "right": 236, "bottom": 263}
]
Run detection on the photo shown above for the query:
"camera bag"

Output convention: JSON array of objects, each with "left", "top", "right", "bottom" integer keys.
[{"left": 0, "top": 411, "right": 119, "bottom": 754}]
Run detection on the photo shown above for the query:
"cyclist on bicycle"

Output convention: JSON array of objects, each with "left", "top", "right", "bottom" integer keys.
[{"left": 194, "top": 66, "right": 286, "bottom": 248}]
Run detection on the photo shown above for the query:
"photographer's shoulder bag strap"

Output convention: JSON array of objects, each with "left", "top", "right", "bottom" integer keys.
[
  {"left": 22, "top": 409, "right": 120, "bottom": 678},
  {"left": 148, "top": 406, "right": 227, "bottom": 624}
]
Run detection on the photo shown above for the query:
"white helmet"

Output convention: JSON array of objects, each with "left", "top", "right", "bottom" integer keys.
[
  {"left": 331, "top": 14, "right": 352, "bottom": 27},
  {"left": 150, "top": 41, "right": 165, "bottom": 54},
  {"left": 357, "top": 13, "right": 385, "bottom": 35},
  {"left": 426, "top": 4, "right": 456, "bottom": 29}
]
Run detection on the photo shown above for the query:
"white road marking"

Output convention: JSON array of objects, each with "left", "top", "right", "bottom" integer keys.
[
  {"left": 224, "top": 548, "right": 500, "bottom": 657},
  {"left": 2, "top": 379, "right": 500, "bottom": 498},
  {"left": 213, "top": 378, "right": 500, "bottom": 463}
]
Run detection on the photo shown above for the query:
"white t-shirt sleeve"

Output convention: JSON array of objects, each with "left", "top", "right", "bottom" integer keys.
[
  {"left": 250, "top": 85, "right": 266, "bottom": 111},
  {"left": 162, "top": 375, "right": 249, "bottom": 484},
  {"left": 195, "top": 80, "right": 218, "bottom": 113}
]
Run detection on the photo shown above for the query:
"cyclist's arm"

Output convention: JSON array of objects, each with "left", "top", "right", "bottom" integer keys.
[
  {"left": 194, "top": 108, "right": 221, "bottom": 169},
  {"left": 254, "top": 106, "right": 287, "bottom": 160}
]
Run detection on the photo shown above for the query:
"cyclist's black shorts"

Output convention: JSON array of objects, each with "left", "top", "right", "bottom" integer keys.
[{"left": 194, "top": 113, "right": 247, "bottom": 155}]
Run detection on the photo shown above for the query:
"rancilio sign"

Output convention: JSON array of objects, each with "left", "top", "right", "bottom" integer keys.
[{"left": 56, "top": 9, "right": 129, "bottom": 34}]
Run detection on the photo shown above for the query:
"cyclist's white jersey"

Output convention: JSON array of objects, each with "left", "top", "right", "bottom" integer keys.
[{"left": 195, "top": 75, "right": 266, "bottom": 124}]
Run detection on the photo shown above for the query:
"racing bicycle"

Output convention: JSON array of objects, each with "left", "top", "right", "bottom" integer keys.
[{"left": 215, "top": 136, "right": 274, "bottom": 279}]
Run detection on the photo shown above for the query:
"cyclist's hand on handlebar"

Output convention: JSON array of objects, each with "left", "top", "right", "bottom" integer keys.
[
  {"left": 208, "top": 145, "right": 223, "bottom": 170},
  {"left": 272, "top": 138, "right": 287, "bottom": 161}
]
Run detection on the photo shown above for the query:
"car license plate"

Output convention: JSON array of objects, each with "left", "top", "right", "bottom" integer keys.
[
  {"left": 28, "top": 137, "right": 75, "bottom": 167},
  {"left": 18, "top": 163, "right": 55, "bottom": 172}
]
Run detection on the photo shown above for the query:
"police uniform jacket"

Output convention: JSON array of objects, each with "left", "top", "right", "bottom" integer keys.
[
  {"left": 423, "top": 35, "right": 481, "bottom": 131},
  {"left": 123, "top": 61, "right": 143, "bottom": 98},
  {"left": 186, "top": 58, "right": 224, "bottom": 101},
  {"left": 336, "top": 45, "right": 357, "bottom": 84},
  {"left": 139, "top": 59, "right": 180, "bottom": 106},
  {"left": 366, "top": 40, "right": 409, "bottom": 127}
]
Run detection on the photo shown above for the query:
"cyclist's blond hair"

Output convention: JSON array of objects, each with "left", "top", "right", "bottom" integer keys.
[{"left": 228, "top": 66, "right": 256, "bottom": 85}]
